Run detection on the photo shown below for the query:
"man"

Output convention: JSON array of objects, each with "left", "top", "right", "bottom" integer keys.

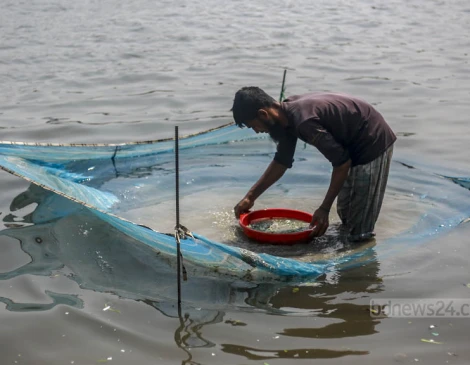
[{"left": 232, "top": 86, "right": 396, "bottom": 241}]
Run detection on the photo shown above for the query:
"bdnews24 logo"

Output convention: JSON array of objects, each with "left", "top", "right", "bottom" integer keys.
[{"left": 369, "top": 299, "right": 470, "bottom": 318}]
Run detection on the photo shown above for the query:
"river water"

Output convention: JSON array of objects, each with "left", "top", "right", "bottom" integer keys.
[{"left": 1, "top": 0, "right": 470, "bottom": 364}]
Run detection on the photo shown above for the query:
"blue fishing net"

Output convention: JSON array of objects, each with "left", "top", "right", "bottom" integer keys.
[{"left": 0, "top": 123, "right": 469, "bottom": 283}]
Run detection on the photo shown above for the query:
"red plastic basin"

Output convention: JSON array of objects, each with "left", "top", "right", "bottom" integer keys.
[{"left": 239, "top": 208, "right": 313, "bottom": 244}]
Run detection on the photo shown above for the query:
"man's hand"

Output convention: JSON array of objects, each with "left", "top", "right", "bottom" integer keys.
[
  {"left": 234, "top": 197, "right": 254, "bottom": 218},
  {"left": 233, "top": 160, "right": 287, "bottom": 219},
  {"left": 309, "top": 208, "right": 329, "bottom": 237}
]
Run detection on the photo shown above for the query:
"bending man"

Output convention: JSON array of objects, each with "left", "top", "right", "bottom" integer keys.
[{"left": 232, "top": 87, "right": 396, "bottom": 241}]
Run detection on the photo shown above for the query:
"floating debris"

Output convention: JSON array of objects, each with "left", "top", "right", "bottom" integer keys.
[
  {"left": 248, "top": 218, "right": 309, "bottom": 234},
  {"left": 429, "top": 324, "right": 436, "bottom": 329},
  {"left": 292, "top": 287, "right": 300, "bottom": 293},
  {"left": 421, "top": 339, "right": 443, "bottom": 345},
  {"left": 103, "top": 304, "right": 121, "bottom": 314},
  {"left": 225, "top": 319, "right": 247, "bottom": 326},
  {"left": 299, "top": 282, "right": 322, "bottom": 287}
]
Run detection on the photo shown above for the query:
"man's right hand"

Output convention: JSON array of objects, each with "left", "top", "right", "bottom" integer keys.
[
  {"left": 234, "top": 197, "right": 254, "bottom": 218},
  {"left": 233, "top": 160, "right": 287, "bottom": 219}
]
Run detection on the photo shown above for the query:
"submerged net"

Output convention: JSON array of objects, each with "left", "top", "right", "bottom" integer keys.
[{"left": 0, "top": 123, "right": 469, "bottom": 283}]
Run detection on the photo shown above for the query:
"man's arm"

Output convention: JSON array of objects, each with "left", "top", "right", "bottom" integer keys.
[
  {"left": 234, "top": 160, "right": 287, "bottom": 218},
  {"left": 310, "top": 159, "right": 351, "bottom": 236}
]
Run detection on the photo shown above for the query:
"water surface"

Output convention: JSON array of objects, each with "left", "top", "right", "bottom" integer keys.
[{"left": 1, "top": 0, "right": 470, "bottom": 364}]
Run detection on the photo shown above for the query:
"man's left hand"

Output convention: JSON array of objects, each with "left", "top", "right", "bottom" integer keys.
[{"left": 309, "top": 208, "right": 329, "bottom": 237}]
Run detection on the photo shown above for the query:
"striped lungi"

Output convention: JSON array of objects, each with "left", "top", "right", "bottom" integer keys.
[{"left": 337, "top": 145, "right": 394, "bottom": 241}]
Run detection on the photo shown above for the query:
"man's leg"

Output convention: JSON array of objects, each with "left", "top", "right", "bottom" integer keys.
[
  {"left": 337, "top": 170, "right": 352, "bottom": 226},
  {"left": 337, "top": 145, "right": 394, "bottom": 241}
]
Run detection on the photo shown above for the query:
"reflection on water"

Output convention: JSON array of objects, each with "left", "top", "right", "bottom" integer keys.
[
  {"left": 0, "top": 139, "right": 469, "bottom": 364},
  {"left": 2, "top": 168, "right": 469, "bottom": 362},
  {"left": 0, "top": 291, "right": 84, "bottom": 312},
  {"left": 220, "top": 257, "right": 382, "bottom": 361},
  {"left": 0, "top": 183, "right": 385, "bottom": 361}
]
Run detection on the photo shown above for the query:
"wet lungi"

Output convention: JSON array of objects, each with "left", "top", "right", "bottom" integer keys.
[{"left": 337, "top": 145, "right": 394, "bottom": 241}]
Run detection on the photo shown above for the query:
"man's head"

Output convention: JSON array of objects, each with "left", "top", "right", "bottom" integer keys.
[{"left": 231, "top": 86, "right": 287, "bottom": 142}]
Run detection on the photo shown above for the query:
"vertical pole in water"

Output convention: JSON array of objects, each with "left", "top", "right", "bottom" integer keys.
[
  {"left": 175, "top": 126, "right": 182, "bottom": 312},
  {"left": 279, "top": 69, "right": 287, "bottom": 102}
]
